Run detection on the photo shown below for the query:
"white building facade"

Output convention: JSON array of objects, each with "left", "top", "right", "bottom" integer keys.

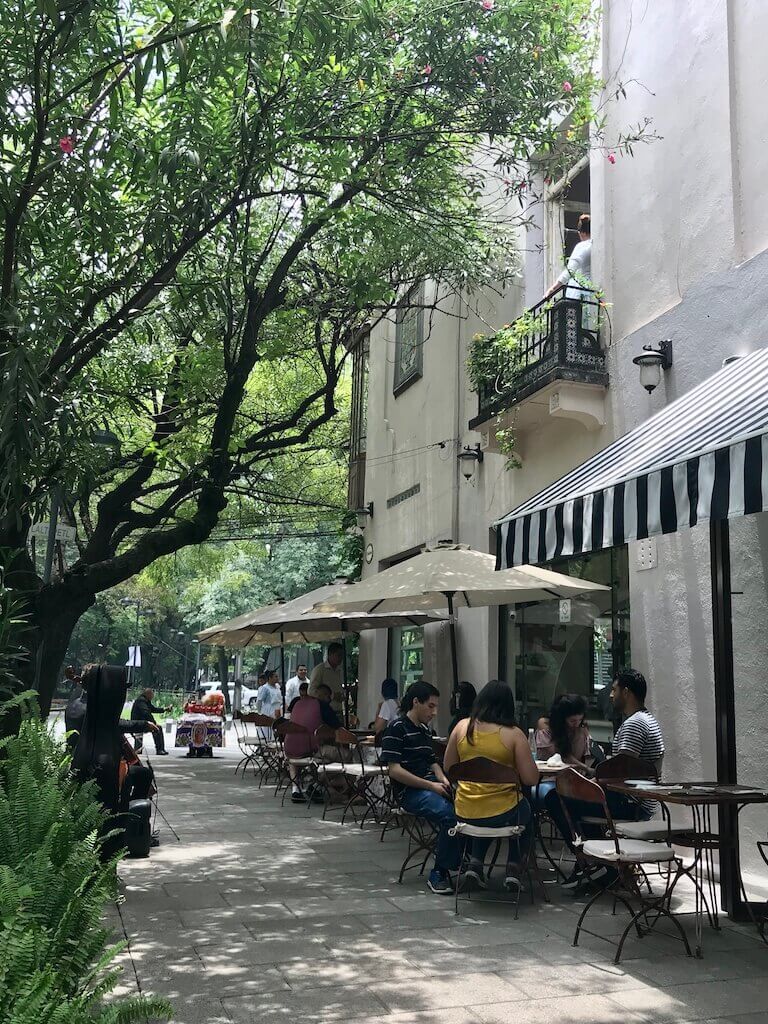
[{"left": 349, "top": 0, "right": 768, "bottom": 888}]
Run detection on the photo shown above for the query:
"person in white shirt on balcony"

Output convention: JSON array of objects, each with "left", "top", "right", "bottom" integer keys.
[{"left": 545, "top": 212, "right": 592, "bottom": 304}]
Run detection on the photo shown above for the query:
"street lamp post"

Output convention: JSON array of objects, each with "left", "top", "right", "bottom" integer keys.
[{"left": 120, "top": 598, "right": 141, "bottom": 686}]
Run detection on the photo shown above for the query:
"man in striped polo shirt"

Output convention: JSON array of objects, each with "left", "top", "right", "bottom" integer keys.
[
  {"left": 556, "top": 668, "right": 666, "bottom": 891},
  {"left": 380, "top": 681, "right": 460, "bottom": 895}
]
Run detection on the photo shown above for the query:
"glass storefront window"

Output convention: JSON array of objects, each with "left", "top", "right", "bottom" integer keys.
[
  {"left": 389, "top": 627, "right": 424, "bottom": 691},
  {"left": 500, "top": 546, "right": 630, "bottom": 737}
]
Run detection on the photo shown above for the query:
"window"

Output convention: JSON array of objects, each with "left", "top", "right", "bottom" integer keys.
[
  {"left": 389, "top": 627, "right": 424, "bottom": 691},
  {"left": 499, "top": 545, "right": 629, "bottom": 739},
  {"left": 393, "top": 284, "right": 424, "bottom": 395},
  {"left": 347, "top": 333, "right": 369, "bottom": 510},
  {"left": 544, "top": 157, "right": 590, "bottom": 286}
]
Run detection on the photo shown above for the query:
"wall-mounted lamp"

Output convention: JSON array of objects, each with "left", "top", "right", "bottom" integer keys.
[
  {"left": 355, "top": 502, "right": 374, "bottom": 529},
  {"left": 457, "top": 444, "right": 484, "bottom": 481},
  {"left": 633, "top": 339, "right": 673, "bottom": 394}
]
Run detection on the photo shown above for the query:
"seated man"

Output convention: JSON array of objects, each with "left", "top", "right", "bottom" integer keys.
[
  {"left": 547, "top": 668, "right": 665, "bottom": 890},
  {"left": 130, "top": 688, "right": 170, "bottom": 755},
  {"left": 380, "top": 680, "right": 459, "bottom": 895}
]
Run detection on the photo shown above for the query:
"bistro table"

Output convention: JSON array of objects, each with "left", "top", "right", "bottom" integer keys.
[{"left": 606, "top": 780, "right": 768, "bottom": 956}]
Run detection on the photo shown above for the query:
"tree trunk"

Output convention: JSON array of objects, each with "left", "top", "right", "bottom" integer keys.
[{"left": 14, "top": 592, "right": 96, "bottom": 721}]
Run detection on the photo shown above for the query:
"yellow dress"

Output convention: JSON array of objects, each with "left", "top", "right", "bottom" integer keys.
[{"left": 454, "top": 727, "right": 521, "bottom": 819}]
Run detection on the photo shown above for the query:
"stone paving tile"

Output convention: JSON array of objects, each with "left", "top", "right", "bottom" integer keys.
[
  {"left": 116, "top": 751, "right": 768, "bottom": 1024},
  {"left": 222, "top": 986, "right": 391, "bottom": 1023},
  {"left": 609, "top": 977, "right": 768, "bottom": 1022},
  {"left": 475, "top": 993, "right": 647, "bottom": 1024},
  {"left": 370, "top": 971, "right": 526, "bottom": 1012}
]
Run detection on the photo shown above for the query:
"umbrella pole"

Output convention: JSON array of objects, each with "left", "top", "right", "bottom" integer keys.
[
  {"left": 341, "top": 623, "right": 349, "bottom": 728},
  {"left": 447, "top": 592, "right": 459, "bottom": 706},
  {"left": 280, "top": 634, "right": 286, "bottom": 715}
]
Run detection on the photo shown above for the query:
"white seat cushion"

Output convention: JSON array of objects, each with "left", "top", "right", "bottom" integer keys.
[
  {"left": 450, "top": 822, "right": 526, "bottom": 839},
  {"left": 316, "top": 763, "right": 347, "bottom": 775},
  {"left": 614, "top": 820, "right": 692, "bottom": 841},
  {"left": 342, "top": 764, "right": 385, "bottom": 777},
  {"left": 582, "top": 838, "right": 675, "bottom": 864},
  {"left": 288, "top": 757, "right": 316, "bottom": 767}
]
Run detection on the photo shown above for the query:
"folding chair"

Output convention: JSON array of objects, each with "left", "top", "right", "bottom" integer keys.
[
  {"left": 556, "top": 767, "right": 692, "bottom": 963},
  {"left": 242, "top": 712, "right": 283, "bottom": 787},
  {"left": 342, "top": 741, "right": 389, "bottom": 827},
  {"left": 232, "top": 711, "right": 262, "bottom": 778},
  {"left": 310, "top": 726, "right": 360, "bottom": 820},
  {"left": 446, "top": 757, "right": 547, "bottom": 918}
]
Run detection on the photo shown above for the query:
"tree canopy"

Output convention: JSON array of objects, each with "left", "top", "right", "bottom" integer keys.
[{"left": 0, "top": 0, "right": 605, "bottom": 712}]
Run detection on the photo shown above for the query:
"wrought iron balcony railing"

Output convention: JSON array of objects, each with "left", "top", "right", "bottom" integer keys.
[{"left": 469, "top": 288, "right": 608, "bottom": 429}]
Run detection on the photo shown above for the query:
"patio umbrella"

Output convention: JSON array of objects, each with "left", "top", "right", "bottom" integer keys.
[
  {"left": 312, "top": 545, "right": 609, "bottom": 693},
  {"left": 196, "top": 582, "right": 447, "bottom": 723}
]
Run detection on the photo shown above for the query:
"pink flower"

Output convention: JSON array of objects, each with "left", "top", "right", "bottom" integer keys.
[
  {"left": 481, "top": 0, "right": 495, "bottom": 9},
  {"left": 607, "top": 152, "right": 616, "bottom": 164},
  {"left": 562, "top": 81, "right": 573, "bottom": 93},
  {"left": 475, "top": 54, "right": 487, "bottom": 65},
  {"left": 422, "top": 64, "right": 432, "bottom": 76},
  {"left": 59, "top": 136, "right": 74, "bottom": 155}
]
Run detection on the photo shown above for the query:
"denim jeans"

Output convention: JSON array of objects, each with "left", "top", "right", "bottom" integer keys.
[
  {"left": 400, "top": 783, "right": 460, "bottom": 872},
  {"left": 458, "top": 798, "right": 533, "bottom": 867},
  {"left": 544, "top": 788, "right": 651, "bottom": 854}
]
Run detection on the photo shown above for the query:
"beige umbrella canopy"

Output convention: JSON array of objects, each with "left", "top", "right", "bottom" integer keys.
[
  {"left": 196, "top": 582, "right": 446, "bottom": 647},
  {"left": 313, "top": 545, "right": 609, "bottom": 692},
  {"left": 312, "top": 545, "right": 609, "bottom": 614},
  {"left": 196, "top": 581, "right": 447, "bottom": 724}
]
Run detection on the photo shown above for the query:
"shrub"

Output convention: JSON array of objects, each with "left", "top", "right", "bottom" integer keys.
[{"left": 0, "top": 707, "right": 171, "bottom": 1023}]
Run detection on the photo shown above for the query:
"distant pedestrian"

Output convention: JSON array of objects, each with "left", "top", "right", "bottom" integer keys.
[
  {"left": 448, "top": 680, "right": 477, "bottom": 736},
  {"left": 285, "top": 664, "right": 309, "bottom": 706},
  {"left": 309, "top": 643, "right": 345, "bottom": 716},
  {"left": 255, "top": 671, "right": 283, "bottom": 718}
]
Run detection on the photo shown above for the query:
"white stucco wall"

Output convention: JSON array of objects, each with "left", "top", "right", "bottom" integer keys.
[{"left": 357, "top": 0, "right": 768, "bottom": 882}]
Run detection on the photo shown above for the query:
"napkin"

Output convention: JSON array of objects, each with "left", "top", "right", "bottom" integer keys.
[{"left": 546, "top": 753, "right": 564, "bottom": 767}]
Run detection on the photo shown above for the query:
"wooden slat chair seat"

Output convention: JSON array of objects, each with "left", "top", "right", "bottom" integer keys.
[
  {"left": 555, "top": 767, "right": 692, "bottom": 963},
  {"left": 446, "top": 757, "right": 547, "bottom": 917}
]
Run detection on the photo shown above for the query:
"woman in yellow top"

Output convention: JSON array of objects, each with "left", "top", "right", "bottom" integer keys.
[{"left": 444, "top": 680, "right": 539, "bottom": 891}]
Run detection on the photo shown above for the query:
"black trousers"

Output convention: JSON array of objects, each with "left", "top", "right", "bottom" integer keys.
[{"left": 136, "top": 724, "right": 165, "bottom": 754}]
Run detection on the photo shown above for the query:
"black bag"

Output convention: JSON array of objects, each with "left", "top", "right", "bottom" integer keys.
[{"left": 124, "top": 799, "right": 152, "bottom": 858}]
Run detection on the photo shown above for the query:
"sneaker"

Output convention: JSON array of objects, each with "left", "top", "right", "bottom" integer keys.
[
  {"left": 290, "top": 791, "right": 305, "bottom": 804},
  {"left": 590, "top": 865, "right": 619, "bottom": 888},
  {"left": 561, "top": 866, "right": 585, "bottom": 891},
  {"left": 156, "top": 750, "right": 169, "bottom": 755},
  {"left": 462, "top": 859, "right": 488, "bottom": 890},
  {"left": 427, "top": 870, "right": 453, "bottom": 895}
]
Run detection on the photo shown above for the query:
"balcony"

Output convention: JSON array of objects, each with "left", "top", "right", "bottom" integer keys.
[{"left": 468, "top": 290, "right": 608, "bottom": 439}]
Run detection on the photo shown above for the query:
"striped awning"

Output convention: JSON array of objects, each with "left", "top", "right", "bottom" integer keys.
[{"left": 495, "top": 348, "right": 768, "bottom": 568}]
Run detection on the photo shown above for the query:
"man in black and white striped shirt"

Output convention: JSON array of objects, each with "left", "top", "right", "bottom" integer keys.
[
  {"left": 556, "top": 668, "right": 665, "bottom": 890},
  {"left": 611, "top": 668, "right": 665, "bottom": 818}
]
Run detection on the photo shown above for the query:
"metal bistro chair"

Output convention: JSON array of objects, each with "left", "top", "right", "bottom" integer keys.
[
  {"left": 311, "top": 726, "right": 361, "bottom": 820},
  {"left": 446, "top": 757, "right": 547, "bottom": 918},
  {"left": 232, "top": 710, "right": 260, "bottom": 778},
  {"left": 342, "top": 739, "right": 389, "bottom": 828},
  {"left": 556, "top": 767, "right": 692, "bottom": 963},
  {"left": 247, "top": 712, "right": 284, "bottom": 787}
]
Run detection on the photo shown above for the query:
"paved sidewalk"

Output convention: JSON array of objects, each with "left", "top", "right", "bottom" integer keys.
[{"left": 110, "top": 747, "right": 768, "bottom": 1024}]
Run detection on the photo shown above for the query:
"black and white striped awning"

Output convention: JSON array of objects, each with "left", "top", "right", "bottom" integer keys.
[{"left": 495, "top": 348, "right": 768, "bottom": 569}]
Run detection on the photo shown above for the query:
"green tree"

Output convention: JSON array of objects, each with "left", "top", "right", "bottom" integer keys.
[{"left": 0, "top": 0, "right": 605, "bottom": 714}]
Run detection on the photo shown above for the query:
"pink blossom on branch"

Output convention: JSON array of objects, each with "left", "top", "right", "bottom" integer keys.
[
  {"left": 475, "top": 54, "right": 487, "bottom": 65},
  {"left": 422, "top": 64, "right": 433, "bottom": 75},
  {"left": 562, "top": 81, "right": 573, "bottom": 92},
  {"left": 607, "top": 152, "right": 616, "bottom": 164},
  {"left": 481, "top": 0, "right": 495, "bottom": 10},
  {"left": 59, "top": 136, "right": 74, "bottom": 155}
]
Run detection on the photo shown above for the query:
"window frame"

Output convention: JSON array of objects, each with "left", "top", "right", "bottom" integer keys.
[{"left": 393, "top": 284, "right": 425, "bottom": 396}]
